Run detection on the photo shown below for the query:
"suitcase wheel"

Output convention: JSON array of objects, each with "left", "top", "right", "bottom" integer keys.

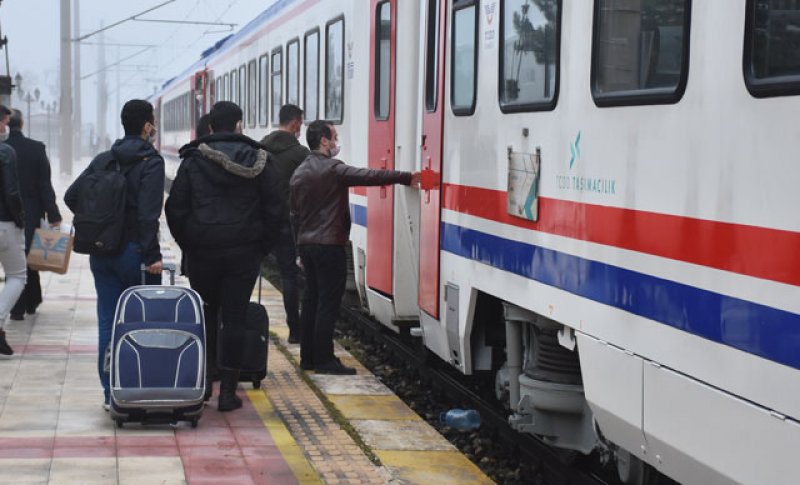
[
  {"left": 190, "top": 417, "right": 199, "bottom": 429},
  {"left": 115, "top": 419, "right": 124, "bottom": 429},
  {"left": 252, "top": 381, "right": 261, "bottom": 389}
]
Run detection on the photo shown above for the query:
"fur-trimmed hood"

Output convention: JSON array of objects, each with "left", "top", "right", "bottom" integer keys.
[
  {"left": 197, "top": 143, "right": 266, "bottom": 179},
  {"left": 179, "top": 133, "right": 269, "bottom": 184}
]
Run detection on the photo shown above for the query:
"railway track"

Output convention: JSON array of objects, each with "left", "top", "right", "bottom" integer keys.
[{"left": 337, "top": 298, "right": 611, "bottom": 485}]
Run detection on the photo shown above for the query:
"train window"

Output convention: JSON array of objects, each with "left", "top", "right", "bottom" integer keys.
[
  {"left": 230, "top": 70, "right": 238, "bottom": 107},
  {"left": 744, "top": 0, "right": 800, "bottom": 97},
  {"left": 259, "top": 55, "right": 269, "bottom": 126},
  {"left": 305, "top": 29, "right": 320, "bottom": 122},
  {"left": 375, "top": 2, "right": 392, "bottom": 120},
  {"left": 272, "top": 48, "right": 283, "bottom": 126},
  {"left": 326, "top": 17, "right": 345, "bottom": 123},
  {"left": 247, "top": 60, "right": 257, "bottom": 128},
  {"left": 499, "top": 0, "right": 561, "bottom": 112},
  {"left": 287, "top": 39, "right": 300, "bottom": 106},
  {"left": 222, "top": 73, "right": 229, "bottom": 101},
  {"left": 425, "top": 0, "right": 441, "bottom": 112},
  {"left": 239, "top": 65, "right": 246, "bottom": 109},
  {"left": 210, "top": 78, "right": 216, "bottom": 106},
  {"left": 591, "top": 0, "right": 691, "bottom": 107},
  {"left": 451, "top": 1, "right": 478, "bottom": 115}
]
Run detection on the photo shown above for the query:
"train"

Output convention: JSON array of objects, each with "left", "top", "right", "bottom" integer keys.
[{"left": 148, "top": 1, "right": 800, "bottom": 484}]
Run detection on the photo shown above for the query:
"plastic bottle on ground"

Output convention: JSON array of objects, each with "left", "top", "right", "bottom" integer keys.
[{"left": 439, "top": 409, "right": 481, "bottom": 430}]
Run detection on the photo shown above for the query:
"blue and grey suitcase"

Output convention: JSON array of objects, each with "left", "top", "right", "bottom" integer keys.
[{"left": 109, "top": 264, "right": 206, "bottom": 428}]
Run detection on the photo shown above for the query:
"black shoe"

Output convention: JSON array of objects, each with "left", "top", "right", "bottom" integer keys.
[
  {"left": 9, "top": 314, "right": 23, "bottom": 321},
  {"left": 217, "top": 392, "right": 242, "bottom": 412},
  {"left": 314, "top": 359, "right": 356, "bottom": 375},
  {"left": 0, "top": 330, "right": 13, "bottom": 355},
  {"left": 300, "top": 361, "right": 314, "bottom": 371},
  {"left": 25, "top": 305, "right": 38, "bottom": 315},
  {"left": 287, "top": 335, "right": 300, "bottom": 344}
]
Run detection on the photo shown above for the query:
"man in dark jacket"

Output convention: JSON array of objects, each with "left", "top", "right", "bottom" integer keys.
[
  {"left": 0, "top": 105, "right": 27, "bottom": 355},
  {"left": 260, "top": 104, "right": 309, "bottom": 344},
  {"left": 166, "top": 101, "right": 283, "bottom": 411},
  {"left": 65, "top": 100, "right": 164, "bottom": 409},
  {"left": 290, "top": 121, "right": 420, "bottom": 375},
  {"left": 6, "top": 109, "right": 62, "bottom": 320}
]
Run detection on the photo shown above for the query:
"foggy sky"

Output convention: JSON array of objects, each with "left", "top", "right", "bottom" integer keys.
[{"left": 0, "top": 0, "right": 277, "bottom": 138}]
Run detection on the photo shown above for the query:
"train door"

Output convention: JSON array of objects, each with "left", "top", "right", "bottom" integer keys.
[
  {"left": 367, "top": 0, "right": 397, "bottom": 296},
  {"left": 418, "top": 0, "right": 447, "bottom": 319}
]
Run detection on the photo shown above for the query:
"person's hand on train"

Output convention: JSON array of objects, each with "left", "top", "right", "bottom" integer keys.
[{"left": 409, "top": 171, "right": 422, "bottom": 189}]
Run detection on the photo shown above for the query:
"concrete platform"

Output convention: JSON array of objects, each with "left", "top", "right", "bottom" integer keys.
[{"left": 0, "top": 168, "right": 493, "bottom": 484}]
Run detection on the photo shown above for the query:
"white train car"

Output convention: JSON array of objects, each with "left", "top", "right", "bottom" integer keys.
[{"left": 148, "top": 1, "right": 800, "bottom": 484}]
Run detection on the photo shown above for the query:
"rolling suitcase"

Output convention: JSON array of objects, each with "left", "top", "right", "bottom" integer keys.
[
  {"left": 218, "top": 277, "right": 269, "bottom": 389},
  {"left": 109, "top": 263, "right": 206, "bottom": 428}
]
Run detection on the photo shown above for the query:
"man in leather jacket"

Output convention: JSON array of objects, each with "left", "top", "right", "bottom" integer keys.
[
  {"left": 166, "top": 101, "right": 283, "bottom": 411},
  {"left": 290, "top": 120, "right": 420, "bottom": 375},
  {"left": 0, "top": 105, "right": 28, "bottom": 355}
]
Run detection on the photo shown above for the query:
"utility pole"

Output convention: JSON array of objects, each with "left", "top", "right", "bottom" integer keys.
[
  {"left": 96, "top": 24, "right": 107, "bottom": 149},
  {"left": 116, "top": 46, "right": 120, "bottom": 140},
  {"left": 59, "top": 0, "right": 73, "bottom": 176},
  {"left": 73, "top": 0, "right": 81, "bottom": 161}
]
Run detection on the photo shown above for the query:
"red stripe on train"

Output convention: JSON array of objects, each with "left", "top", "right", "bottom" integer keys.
[{"left": 442, "top": 183, "right": 800, "bottom": 287}]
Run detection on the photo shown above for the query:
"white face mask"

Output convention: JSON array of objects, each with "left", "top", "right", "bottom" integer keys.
[
  {"left": 0, "top": 132, "right": 7, "bottom": 142},
  {"left": 148, "top": 127, "right": 157, "bottom": 145},
  {"left": 329, "top": 144, "right": 341, "bottom": 158}
]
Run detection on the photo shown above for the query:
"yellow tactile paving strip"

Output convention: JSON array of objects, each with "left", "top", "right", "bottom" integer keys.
[{"left": 263, "top": 279, "right": 495, "bottom": 484}]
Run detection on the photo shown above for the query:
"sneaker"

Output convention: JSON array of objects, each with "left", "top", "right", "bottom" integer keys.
[
  {"left": 0, "top": 330, "right": 13, "bottom": 355},
  {"left": 217, "top": 393, "right": 243, "bottom": 412},
  {"left": 314, "top": 359, "right": 356, "bottom": 375},
  {"left": 9, "top": 314, "right": 23, "bottom": 321},
  {"left": 102, "top": 403, "right": 110, "bottom": 412}
]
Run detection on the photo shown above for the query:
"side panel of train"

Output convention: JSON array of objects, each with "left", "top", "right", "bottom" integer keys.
[
  {"left": 151, "top": 0, "right": 424, "bottom": 327},
  {"left": 416, "top": 1, "right": 800, "bottom": 484}
]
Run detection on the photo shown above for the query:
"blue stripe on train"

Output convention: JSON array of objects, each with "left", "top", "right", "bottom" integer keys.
[
  {"left": 440, "top": 222, "right": 800, "bottom": 370},
  {"left": 351, "top": 204, "right": 367, "bottom": 228}
]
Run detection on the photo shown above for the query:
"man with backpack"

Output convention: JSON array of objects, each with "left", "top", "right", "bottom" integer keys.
[
  {"left": 166, "top": 101, "right": 283, "bottom": 411},
  {"left": 65, "top": 100, "right": 165, "bottom": 410}
]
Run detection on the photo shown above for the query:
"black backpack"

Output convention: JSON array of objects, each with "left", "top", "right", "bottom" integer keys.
[{"left": 71, "top": 155, "right": 130, "bottom": 256}]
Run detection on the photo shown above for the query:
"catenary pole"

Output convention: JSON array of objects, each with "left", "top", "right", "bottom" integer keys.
[
  {"left": 73, "top": 0, "right": 81, "bottom": 162},
  {"left": 59, "top": 0, "right": 73, "bottom": 176}
]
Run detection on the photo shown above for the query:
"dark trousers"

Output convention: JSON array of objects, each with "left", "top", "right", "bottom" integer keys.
[
  {"left": 298, "top": 244, "right": 346, "bottom": 367},
  {"left": 187, "top": 247, "right": 261, "bottom": 377},
  {"left": 273, "top": 232, "right": 300, "bottom": 339},
  {"left": 11, "top": 268, "right": 41, "bottom": 316},
  {"left": 90, "top": 242, "right": 158, "bottom": 403}
]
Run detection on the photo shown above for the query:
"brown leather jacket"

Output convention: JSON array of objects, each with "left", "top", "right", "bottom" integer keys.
[{"left": 290, "top": 151, "right": 412, "bottom": 246}]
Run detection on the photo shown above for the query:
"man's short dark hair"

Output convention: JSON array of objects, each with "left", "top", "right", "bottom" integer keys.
[
  {"left": 306, "top": 120, "right": 333, "bottom": 151},
  {"left": 209, "top": 101, "right": 242, "bottom": 133},
  {"left": 8, "top": 109, "right": 22, "bottom": 131},
  {"left": 278, "top": 104, "right": 303, "bottom": 126},
  {"left": 121, "top": 100, "right": 154, "bottom": 136},
  {"left": 196, "top": 113, "right": 211, "bottom": 138},
  {"left": 0, "top": 105, "right": 10, "bottom": 118}
]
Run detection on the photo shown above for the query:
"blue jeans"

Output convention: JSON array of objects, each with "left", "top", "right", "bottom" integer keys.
[{"left": 89, "top": 242, "right": 158, "bottom": 402}]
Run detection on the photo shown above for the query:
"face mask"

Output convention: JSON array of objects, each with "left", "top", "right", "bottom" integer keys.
[
  {"left": 329, "top": 144, "right": 341, "bottom": 158},
  {"left": 148, "top": 127, "right": 157, "bottom": 145},
  {"left": 295, "top": 129, "right": 302, "bottom": 140},
  {"left": 0, "top": 130, "right": 8, "bottom": 142}
]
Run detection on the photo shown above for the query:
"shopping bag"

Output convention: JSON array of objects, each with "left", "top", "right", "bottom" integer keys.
[{"left": 27, "top": 228, "right": 73, "bottom": 274}]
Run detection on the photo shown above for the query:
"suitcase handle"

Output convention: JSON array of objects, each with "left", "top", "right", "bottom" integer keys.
[{"left": 140, "top": 263, "right": 177, "bottom": 285}]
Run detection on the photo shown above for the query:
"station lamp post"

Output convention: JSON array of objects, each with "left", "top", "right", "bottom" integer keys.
[{"left": 13, "top": 73, "right": 40, "bottom": 137}]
